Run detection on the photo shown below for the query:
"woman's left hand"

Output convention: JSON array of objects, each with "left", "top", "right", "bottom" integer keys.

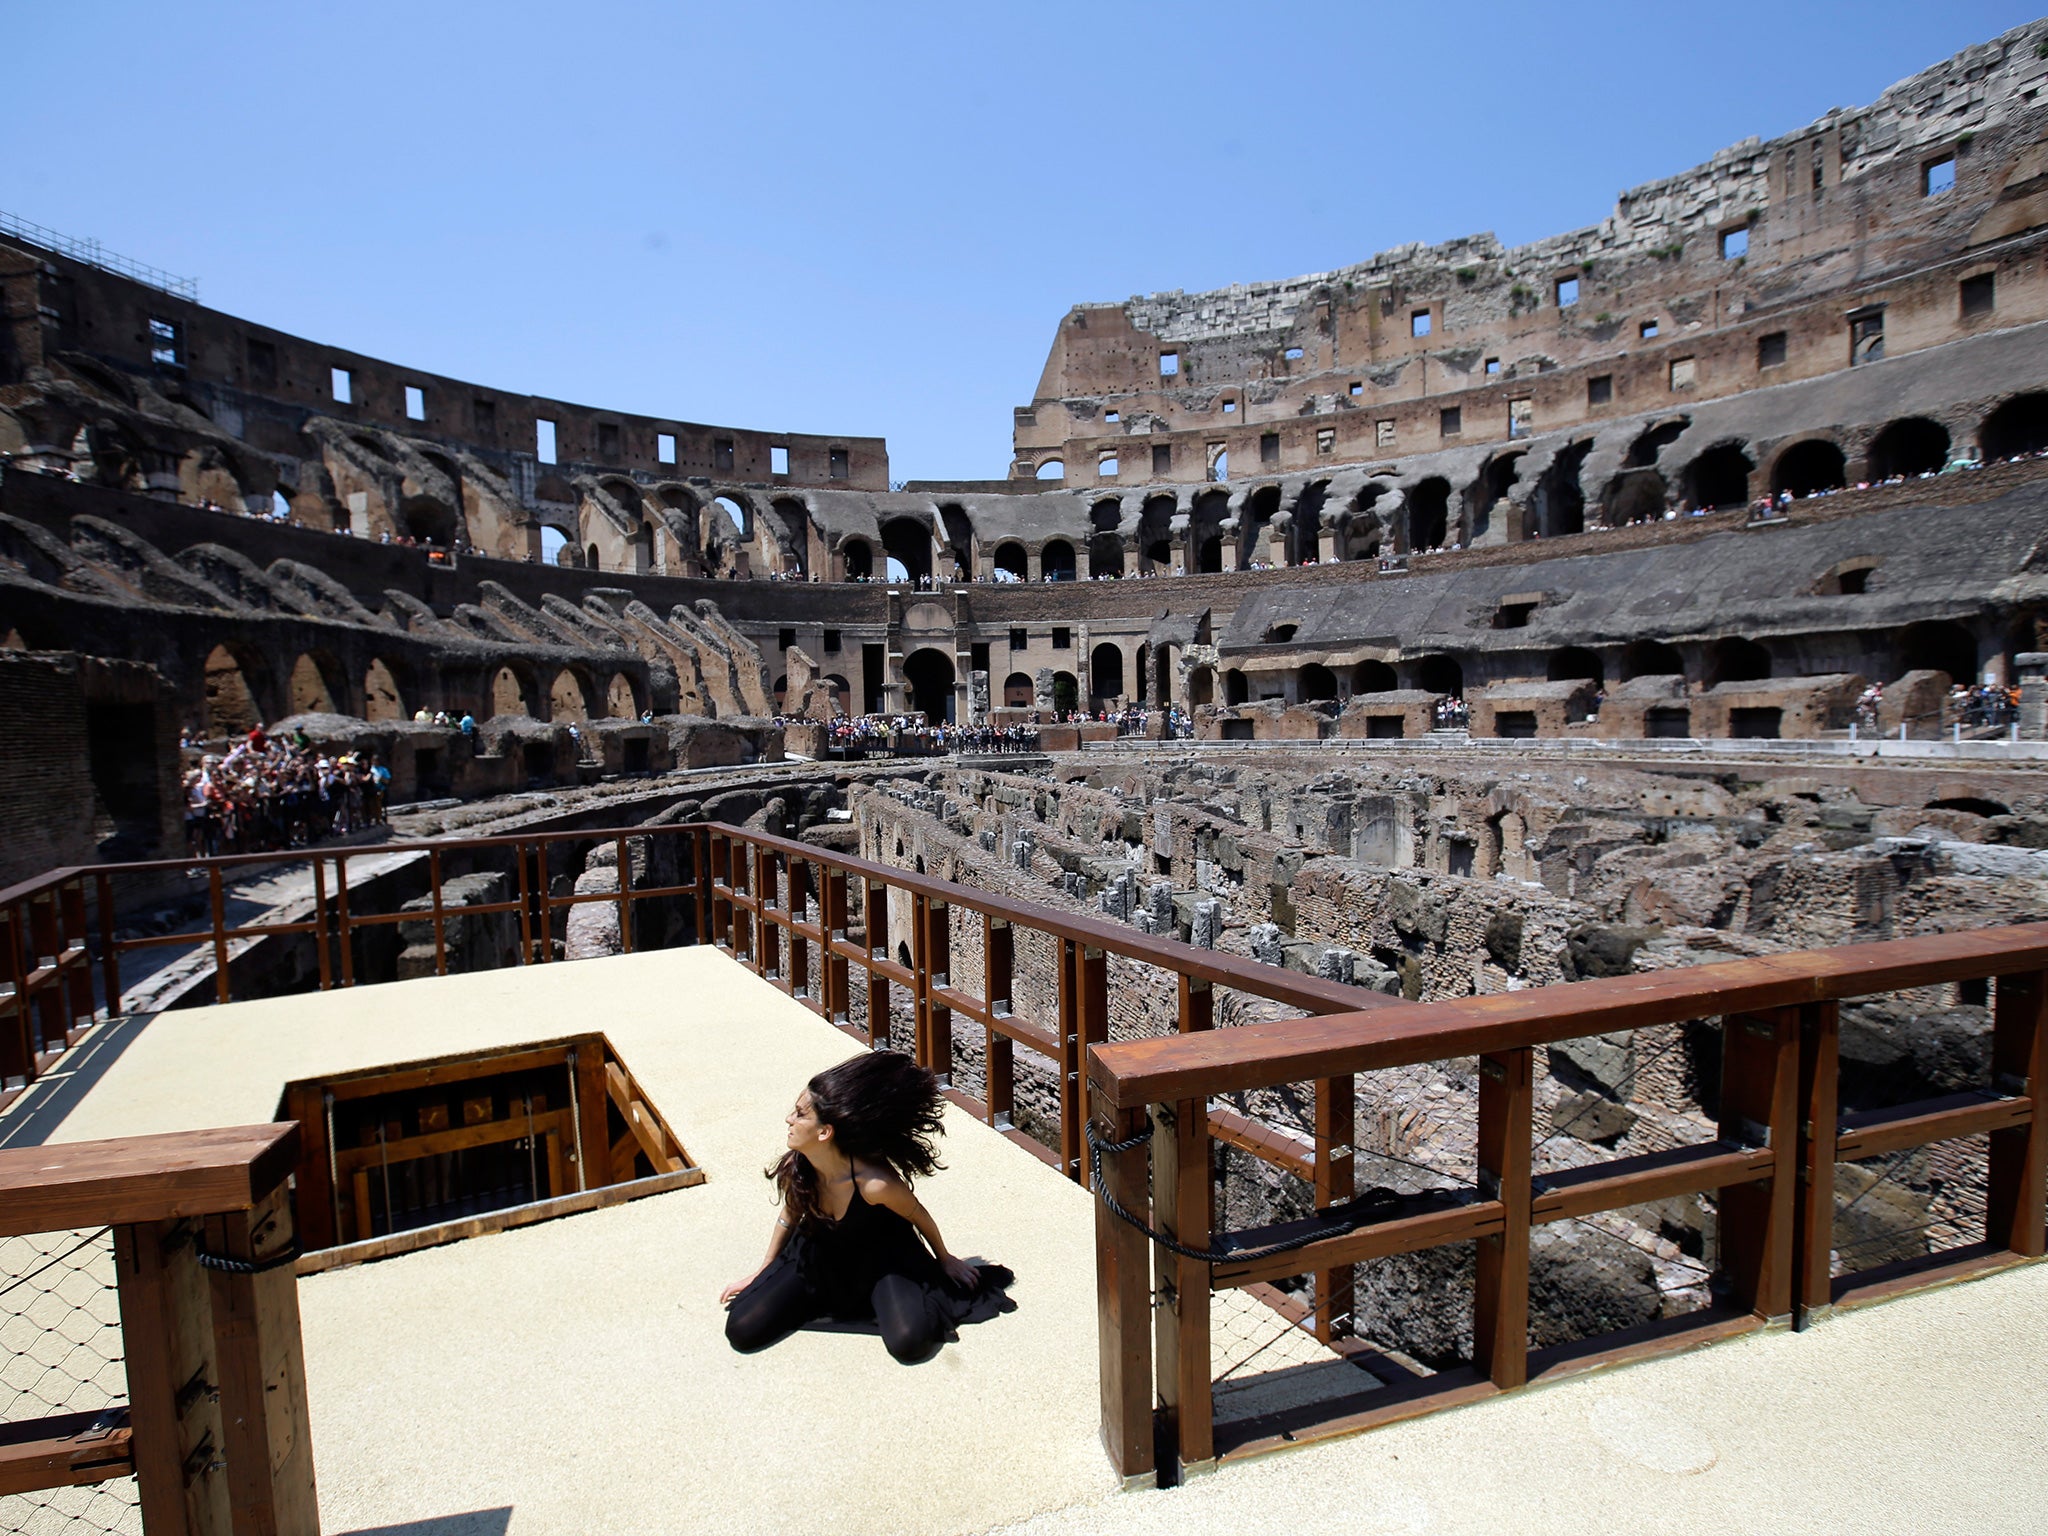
[{"left": 940, "top": 1253, "right": 980, "bottom": 1290}]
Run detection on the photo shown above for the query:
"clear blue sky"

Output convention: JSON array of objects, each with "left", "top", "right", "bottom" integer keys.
[{"left": 7, "top": 2, "right": 2039, "bottom": 480}]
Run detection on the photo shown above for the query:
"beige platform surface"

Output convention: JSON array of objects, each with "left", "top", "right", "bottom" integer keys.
[{"left": 42, "top": 948, "right": 2048, "bottom": 1536}]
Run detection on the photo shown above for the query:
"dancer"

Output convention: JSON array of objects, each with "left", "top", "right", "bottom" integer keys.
[{"left": 721, "top": 1051, "right": 1012, "bottom": 1363}]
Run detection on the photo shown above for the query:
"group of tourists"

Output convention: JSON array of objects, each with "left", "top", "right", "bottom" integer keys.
[
  {"left": 1433, "top": 697, "right": 1471, "bottom": 730},
  {"left": 806, "top": 715, "right": 1044, "bottom": 757},
  {"left": 181, "top": 725, "right": 390, "bottom": 856}
]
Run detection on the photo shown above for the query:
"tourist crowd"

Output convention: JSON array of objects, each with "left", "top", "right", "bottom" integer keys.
[{"left": 181, "top": 725, "right": 390, "bottom": 856}]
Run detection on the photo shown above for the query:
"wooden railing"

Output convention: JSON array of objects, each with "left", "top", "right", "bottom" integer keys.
[
  {"left": 0, "top": 1124, "right": 318, "bottom": 1534},
  {"left": 1086, "top": 925, "right": 2048, "bottom": 1482}
]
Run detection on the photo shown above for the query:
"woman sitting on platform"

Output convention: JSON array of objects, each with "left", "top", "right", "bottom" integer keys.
[{"left": 721, "top": 1051, "right": 1013, "bottom": 1363}]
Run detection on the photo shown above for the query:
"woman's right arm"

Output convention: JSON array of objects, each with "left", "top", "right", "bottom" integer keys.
[{"left": 720, "top": 1201, "right": 796, "bottom": 1305}]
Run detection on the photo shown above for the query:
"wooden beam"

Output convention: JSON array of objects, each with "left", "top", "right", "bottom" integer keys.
[
  {"left": 0, "top": 1408, "right": 133, "bottom": 1497},
  {"left": 0, "top": 1125, "right": 300, "bottom": 1236}
]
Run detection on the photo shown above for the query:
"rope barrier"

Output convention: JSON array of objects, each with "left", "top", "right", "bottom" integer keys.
[{"left": 193, "top": 1241, "right": 303, "bottom": 1275}]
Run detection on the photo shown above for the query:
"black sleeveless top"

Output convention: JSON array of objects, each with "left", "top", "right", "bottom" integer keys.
[{"left": 785, "top": 1178, "right": 1013, "bottom": 1327}]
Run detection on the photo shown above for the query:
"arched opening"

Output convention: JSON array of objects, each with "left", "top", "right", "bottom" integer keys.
[
  {"left": 938, "top": 505, "right": 973, "bottom": 580},
  {"left": 903, "top": 649, "right": 956, "bottom": 724},
  {"left": 1771, "top": 439, "right": 1847, "bottom": 498},
  {"left": 1351, "top": 659, "right": 1397, "bottom": 694},
  {"left": 1290, "top": 482, "right": 1329, "bottom": 564},
  {"left": 1187, "top": 666, "right": 1215, "bottom": 706},
  {"left": 842, "top": 539, "right": 873, "bottom": 581},
  {"left": 1051, "top": 671, "right": 1080, "bottom": 717},
  {"left": 1604, "top": 470, "right": 1667, "bottom": 525},
  {"left": 1624, "top": 418, "right": 1689, "bottom": 469},
  {"left": 992, "top": 541, "right": 1028, "bottom": 581},
  {"left": 400, "top": 497, "right": 457, "bottom": 546},
  {"left": 1134, "top": 643, "right": 1150, "bottom": 705},
  {"left": 1298, "top": 663, "right": 1338, "bottom": 701},
  {"left": 1706, "top": 637, "right": 1771, "bottom": 687},
  {"left": 1981, "top": 394, "right": 2048, "bottom": 460},
  {"left": 1039, "top": 540, "right": 1076, "bottom": 582},
  {"left": 881, "top": 517, "right": 934, "bottom": 586},
  {"left": 1416, "top": 655, "right": 1464, "bottom": 698},
  {"left": 549, "top": 669, "right": 591, "bottom": 723},
  {"left": 1002, "top": 671, "right": 1034, "bottom": 708},
  {"left": 635, "top": 521, "right": 655, "bottom": 573},
  {"left": 1469, "top": 454, "right": 1524, "bottom": 543},
  {"left": 712, "top": 496, "right": 748, "bottom": 536},
  {"left": 1533, "top": 442, "right": 1591, "bottom": 537},
  {"left": 1090, "top": 643, "right": 1124, "bottom": 705},
  {"left": 586, "top": 543, "right": 601, "bottom": 570},
  {"left": 1134, "top": 495, "right": 1172, "bottom": 572},
  {"left": 1867, "top": 418, "right": 1950, "bottom": 480},
  {"left": 1240, "top": 485, "right": 1281, "bottom": 565},
  {"left": 1036, "top": 459, "right": 1066, "bottom": 481},
  {"left": 1928, "top": 796, "right": 2011, "bottom": 818},
  {"left": 1407, "top": 478, "right": 1450, "bottom": 551},
  {"left": 1198, "top": 535, "right": 1223, "bottom": 572},
  {"left": 606, "top": 674, "right": 639, "bottom": 718},
  {"left": 363, "top": 659, "right": 405, "bottom": 722},
  {"left": 490, "top": 666, "right": 530, "bottom": 718},
  {"left": 1683, "top": 442, "right": 1754, "bottom": 510},
  {"left": 1547, "top": 646, "right": 1604, "bottom": 687},
  {"left": 824, "top": 676, "right": 852, "bottom": 716},
  {"left": 202, "top": 645, "right": 263, "bottom": 737},
  {"left": 1223, "top": 670, "right": 1249, "bottom": 706},
  {"left": 1898, "top": 620, "right": 1977, "bottom": 684},
  {"left": 541, "top": 526, "right": 569, "bottom": 565},
  {"left": 773, "top": 674, "right": 789, "bottom": 711},
  {"left": 1621, "top": 640, "right": 1684, "bottom": 680},
  {"left": 1089, "top": 530, "right": 1125, "bottom": 577},
  {"left": 287, "top": 653, "right": 338, "bottom": 716}
]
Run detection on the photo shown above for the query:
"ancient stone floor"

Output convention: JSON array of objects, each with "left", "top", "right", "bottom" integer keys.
[{"left": 22, "top": 949, "right": 2048, "bottom": 1535}]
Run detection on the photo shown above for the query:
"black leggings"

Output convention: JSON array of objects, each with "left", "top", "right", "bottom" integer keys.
[{"left": 725, "top": 1261, "right": 942, "bottom": 1364}]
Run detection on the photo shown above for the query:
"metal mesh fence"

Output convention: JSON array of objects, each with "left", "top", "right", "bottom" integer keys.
[{"left": 0, "top": 1228, "right": 139, "bottom": 1536}]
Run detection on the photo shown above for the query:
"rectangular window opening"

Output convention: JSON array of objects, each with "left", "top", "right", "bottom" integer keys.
[
  {"left": 1720, "top": 227, "right": 1749, "bottom": 260},
  {"left": 1555, "top": 277, "right": 1579, "bottom": 308},
  {"left": 1206, "top": 442, "right": 1228, "bottom": 482},
  {"left": 713, "top": 437, "right": 735, "bottom": 473},
  {"left": 658, "top": 433, "right": 677, "bottom": 465},
  {"left": 1098, "top": 453, "right": 1120, "bottom": 478},
  {"left": 1222, "top": 399, "right": 1237, "bottom": 413},
  {"left": 771, "top": 444, "right": 789, "bottom": 474},
  {"left": 1439, "top": 406, "right": 1462, "bottom": 438},
  {"left": 1961, "top": 272, "right": 1996, "bottom": 319},
  {"left": 1348, "top": 381, "right": 1363, "bottom": 396},
  {"left": 597, "top": 423, "right": 621, "bottom": 460},
  {"left": 1508, "top": 398, "right": 1533, "bottom": 439},
  {"left": 246, "top": 338, "right": 276, "bottom": 388},
  {"left": 1639, "top": 320, "right": 1660, "bottom": 339},
  {"left": 1159, "top": 351, "right": 1180, "bottom": 377},
  {"left": 1410, "top": 310, "right": 1432, "bottom": 337},
  {"left": 1051, "top": 627, "right": 1071, "bottom": 650},
  {"left": 147, "top": 317, "right": 181, "bottom": 367},
  {"left": 1259, "top": 432, "right": 1280, "bottom": 464},
  {"left": 1284, "top": 346, "right": 1305, "bottom": 360},
  {"left": 536, "top": 417, "right": 557, "bottom": 464},
  {"left": 404, "top": 384, "right": 426, "bottom": 421},
  {"left": 1152, "top": 443, "right": 1172, "bottom": 476},
  {"left": 1009, "top": 628, "right": 1027, "bottom": 650},
  {"left": 1669, "top": 357, "right": 1697, "bottom": 390},
  {"left": 331, "top": 366, "right": 353, "bottom": 404},
  {"left": 1587, "top": 375, "right": 1613, "bottom": 406},
  {"left": 829, "top": 447, "right": 849, "bottom": 480},
  {"left": 824, "top": 629, "right": 841, "bottom": 652},
  {"left": 1316, "top": 427, "right": 1335, "bottom": 455},
  {"left": 1375, "top": 419, "right": 1396, "bottom": 448},
  {"left": 1757, "top": 331, "right": 1788, "bottom": 369},
  {"left": 1848, "top": 308, "right": 1885, "bottom": 367},
  {"left": 1104, "top": 410, "right": 1120, "bottom": 423},
  {"left": 1484, "top": 357, "right": 1501, "bottom": 375},
  {"left": 779, "top": 629, "right": 796, "bottom": 653},
  {"left": 1924, "top": 155, "right": 1957, "bottom": 196},
  {"left": 473, "top": 398, "right": 496, "bottom": 437}
]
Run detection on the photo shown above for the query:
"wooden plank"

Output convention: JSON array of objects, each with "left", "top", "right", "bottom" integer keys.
[
  {"left": 1829, "top": 1239, "right": 2027, "bottom": 1311},
  {"left": 296, "top": 1038, "right": 580, "bottom": 1103},
  {"left": 605, "top": 1060, "right": 684, "bottom": 1174},
  {"left": 1988, "top": 970, "right": 2048, "bottom": 1258},
  {"left": 1206, "top": 1107, "right": 1315, "bottom": 1182},
  {"left": 1718, "top": 1009, "right": 1799, "bottom": 1321},
  {"left": 574, "top": 1041, "right": 609, "bottom": 1193},
  {"left": 1211, "top": 1197, "right": 1504, "bottom": 1289},
  {"left": 332, "top": 1109, "right": 571, "bottom": 1176},
  {"left": 1531, "top": 1141, "right": 1776, "bottom": 1224},
  {"left": 1795, "top": 1001, "right": 1840, "bottom": 1321},
  {"left": 1526, "top": 1304, "right": 1762, "bottom": 1385},
  {"left": 1834, "top": 1089, "right": 2031, "bottom": 1161},
  {"left": 1314, "top": 1074, "right": 1356, "bottom": 1345},
  {"left": 0, "top": 1124, "right": 300, "bottom": 1236},
  {"left": 295, "top": 1167, "right": 706, "bottom": 1275},
  {"left": 1087, "top": 922, "right": 2048, "bottom": 1111},
  {"left": 1093, "top": 1096, "right": 1153, "bottom": 1485},
  {"left": 1473, "top": 1046, "right": 1532, "bottom": 1391},
  {"left": 1214, "top": 1368, "right": 1497, "bottom": 1464},
  {"left": 0, "top": 1408, "right": 133, "bottom": 1497},
  {"left": 1153, "top": 1097, "right": 1213, "bottom": 1473}
]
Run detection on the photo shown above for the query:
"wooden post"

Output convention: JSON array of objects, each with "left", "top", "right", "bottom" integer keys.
[
  {"left": 1062, "top": 942, "right": 1108, "bottom": 1181},
  {"left": 1, "top": 906, "right": 29, "bottom": 1086},
  {"left": 1990, "top": 970, "right": 2048, "bottom": 1258},
  {"left": 60, "top": 879, "right": 93, "bottom": 1033},
  {"left": 755, "top": 846, "right": 779, "bottom": 980},
  {"left": 865, "top": 878, "right": 891, "bottom": 1049},
  {"left": 1720, "top": 1008, "right": 1800, "bottom": 1321},
  {"left": 207, "top": 868, "right": 231, "bottom": 1005},
  {"left": 1092, "top": 1092, "right": 1154, "bottom": 1486},
  {"left": 822, "top": 868, "right": 851, "bottom": 1023},
  {"left": 573, "top": 1044, "right": 609, "bottom": 1194},
  {"left": 1176, "top": 974, "right": 1212, "bottom": 1035},
  {"left": 429, "top": 846, "right": 448, "bottom": 976},
  {"left": 1794, "top": 1001, "right": 1840, "bottom": 1325},
  {"left": 787, "top": 859, "right": 811, "bottom": 1002},
  {"left": 926, "top": 899, "right": 952, "bottom": 1081},
  {"left": 1153, "top": 1096, "right": 1213, "bottom": 1476},
  {"left": 692, "top": 824, "right": 712, "bottom": 950},
  {"left": 1313, "top": 1075, "right": 1356, "bottom": 1343},
  {"left": 1473, "top": 1045, "right": 1532, "bottom": 1389},
  {"left": 614, "top": 835, "right": 634, "bottom": 956},
  {"left": 985, "top": 915, "right": 1014, "bottom": 1127},
  {"left": 95, "top": 871, "right": 122, "bottom": 1019}
]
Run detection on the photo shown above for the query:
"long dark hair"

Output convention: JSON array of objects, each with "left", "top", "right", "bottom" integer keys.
[{"left": 771, "top": 1051, "right": 946, "bottom": 1224}]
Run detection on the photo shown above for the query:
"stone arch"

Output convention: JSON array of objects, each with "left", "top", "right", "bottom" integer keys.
[
  {"left": 841, "top": 537, "right": 873, "bottom": 581},
  {"left": 992, "top": 541, "right": 1027, "bottom": 581},
  {"left": 1289, "top": 481, "right": 1329, "bottom": 564},
  {"left": 903, "top": 647, "right": 956, "bottom": 724},
  {"left": 1090, "top": 642, "right": 1124, "bottom": 704},
  {"left": 1603, "top": 469, "right": 1667, "bottom": 526},
  {"left": 1547, "top": 646, "right": 1604, "bottom": 688},
  {"left": 1770, "top": 438, "right": 1846, "bottom": 498},
  {"left": 1351, "top": 659, "right": 1397, "bottom": 694},
  {"left": 1624, "top": 417, "right": 1689, "bottom": 468},
  {"left": 549, "top": 668, "right": 593, "bottom": 723},
  {"left": 1299, "top": 662, "right": 1338, "bottom": 701},
  {"left": 1039, "top": 539, "right": 1076, "bottom": 582},
  {"left": 1136, "top": 494, "right": 1175, "bottom": 571},
  {"left": 363, "top": 658, "right": 406, "bottom": 722},
  {"left": 1468, "top": 453, "right": 1524, "bottom": 542},
  {"left": 1706, "top": 637, "right": 1771, "bottom": 687},
  {"left": 287, "top": 651, "right": 344, "bottom": 716},
  {"left": 1621, "top": 639, "right": 1684, "bottom": 680},
  {"left": 1002, "top": 671, "right": 1034, "bottom": 708},
  {"left": 1981, "top": 393, "right": 2048, "bottom": 460},
  {"left": 881, "top": 515, "right": 933, "bottom": 585},
  {"left": 1867, "top": 418, "right": 1950, "bottom": 480},
  {"left": 938, "top": 504, "right": 973, "bottom": 580},
  {"left": 202, "top": 643, "right": 266, "bottom": 737},
  {"left": 1682, "top": 441, "right": 1754, "bottom": 510},
  {"left": 586, "top": 543, "right": 601, "bottom": 571},
  {"left": 1416, "top": 655, "right": 1464, "bottom": 698},
  {"left": 1223, "top": 669, "right": 1249, "bottom": 706},
  {"left": 606, "top": 674, "right": 640, "bottom": 718},
  {"left": 1051, "top": 670, "right": 1080, "bottom": 716},
  {"left": 490, "top": 664, "right": 538, "bottom": 718},
  {"left": 1532, "top": 442, "right": 1592, "bottom": 537},
  {"left": 1406, "top": 477, "right": 1450, "bottom": 551},
  {"left": 1187, "top": 666, "right": 1215, "bottom": 706},
  {"left": 1090, "top": 528, "right": 1126, "bottom": 576},
  {"left": 1035, "top": 459, "right": 1065, "bottom": 481},
  {"left": 1240, "top": 485, "right": 1282, "bottom": 564},
  {"left": 1897, "top": 620, "right": 1977, "bottom": 684}
]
